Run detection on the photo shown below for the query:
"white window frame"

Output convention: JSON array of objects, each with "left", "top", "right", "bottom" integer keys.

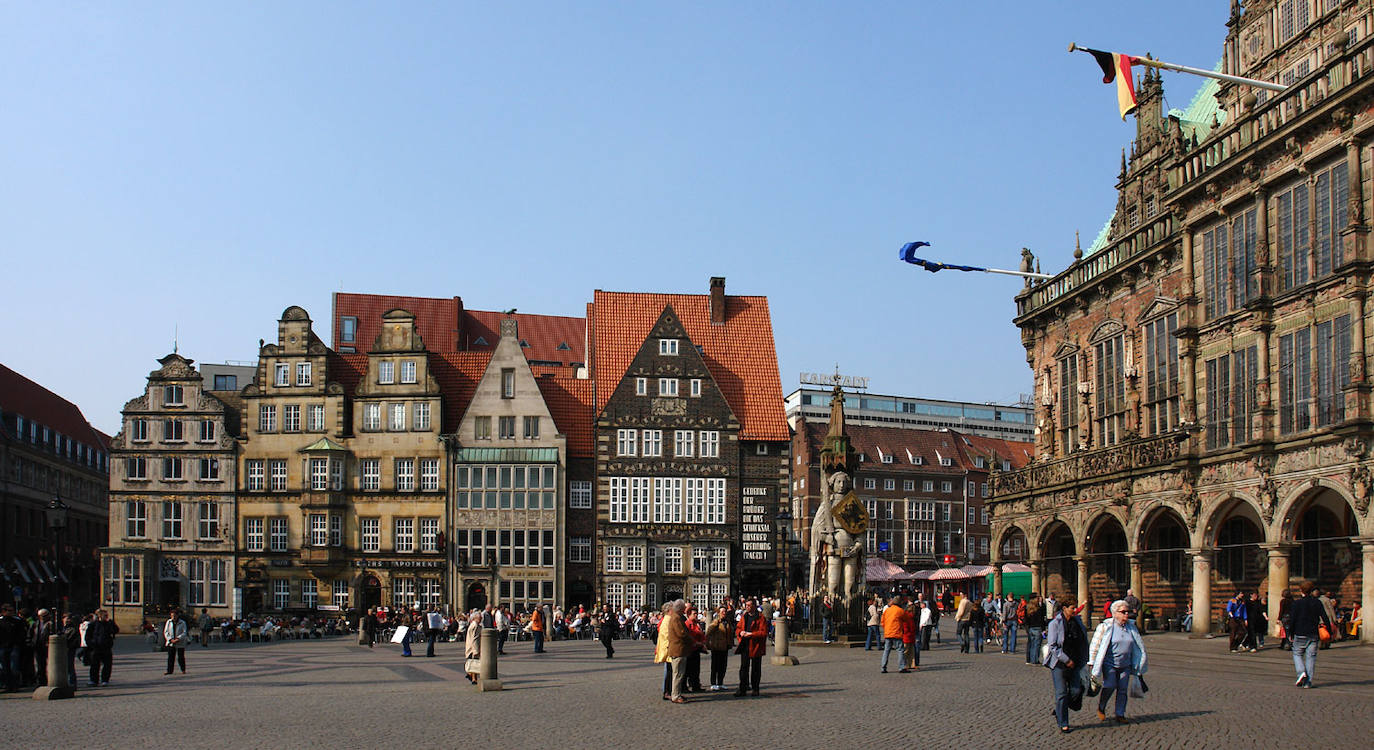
[
  {"left": 658, "top": 378, "right": 678, "bottom": 397},
  {"left": 310, "top": 457, "right": 328, "bottom": 491},
  {"left": 283, "top": 404, "right": 301, "bottom": 432},
  {"left": 570, "top": 535, "right": 592, "bottom": 563},
  {"left": 395, "top": 517, "right": 414, "bottom": 552},
  {"left": 360, "top": 459, "right": 380, "bottom": 491},
  {"left": 414, "top": 402, "right": 431, "bottom": 431},
  {"left": 126, "top": 500, "right": 147, "bottom": 538},
  {"left": 308, "top": 404, "right": 325, "bottom": 431},
  {"left": 395, "top": 458, "right": 415, "bottom": 491},
  {"left": 706, "top": 478, "right": 725, "bottom": 524},
  {"left": 310, "top": 513, "right": 328, "bottom": 547},
  {"left": 296, "top": 362, "right": 312, "bottom": 386},
  {"left": 274, "top": 363, "right": 289, "bottom": 387},
  {"left": 269, "top": 460, "right": 287, "bottom": 491},
  {"left": 674, "top": 430, "right": 695, "bottom": 457},
  {"left": 690, "top": 379, "right": 701, "bottom": 397},
  {"left": 199, "top": 419, "right": 215, "bottom": 442},
  {"left": 420, "top": 458, "right": 439, "bottom": 491},
  {"left": 606, "top": 545, "right": 625, "bottom": 572},
  {"left": 400, "top": 360, "right": 417, "bottom": 384},
  {"left": 609, "top": 477, "right": 629, "bottom": 522},
  {"left": 635, "top": 377, "right": 647, "bottom": 395},
  {"left": 642, "top": 429, "right": 663, "bottom": 457},
  {"left": 700, "top": 430, "right": 719, "bottom": 458},
  {"left": 420, "top": 517, "right": 439, "bottom": 552},
  {"left": 569, "top": 480, "right": 592, "bottom": 509},
  {"left": 363, "top": 403, "right": 381, "bottom": 431},
  {"left": 378, "top": 360, "right": 395, "bottom": 384},
  {"left": 361, "top": 518, "right": 380, "bottom": 552},
  {"left": 246, "top": 517, "right": 264, "bottom": 551},
  {"left": 663, "top": 546, "right": 683, "bottom": 574},
  {"left": 259, "top": 405, "right": 276, "bottom": 433},
  {"left": 616, "top": 429, "right": 638, "bottom": 456},
  {"left": 273, "top": 579, "right": 290, "bottom": 609},
  {"left": 269, "top": 517, "right": 289, "bottom": 552},
  {"left": 659, "top": 338, "right": 678, "bottom": 355},
  {"left": 390, "top": 403, "right": 406, "bottom": 431},
  {"left": 162, "top": 501, "right": 183, "bottom": 539}
]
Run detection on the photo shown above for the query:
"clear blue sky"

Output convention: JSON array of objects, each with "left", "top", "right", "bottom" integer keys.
[{"left": 1, "top": 1, "right": 1228, "bottom": 435}]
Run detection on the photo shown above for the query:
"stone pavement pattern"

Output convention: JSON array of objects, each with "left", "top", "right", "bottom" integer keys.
[{"left": 4, "top": 627, "right": 1372, "bottom": 748}]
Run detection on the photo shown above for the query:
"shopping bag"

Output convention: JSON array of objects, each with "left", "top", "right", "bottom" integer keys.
[
  {"left": 1318, "top": 624, "right": 1333, "bottom": 643},
  {"left": 1129, "top": 675, "right": 1147, "bottom": 699},
  {"left": 390, "top": 625, "right": 409, "bottom": 644}
]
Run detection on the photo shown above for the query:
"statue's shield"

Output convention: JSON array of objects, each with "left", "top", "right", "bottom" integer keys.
[{"left": 831, "top": 490, "right": 869, "bottom": 535}]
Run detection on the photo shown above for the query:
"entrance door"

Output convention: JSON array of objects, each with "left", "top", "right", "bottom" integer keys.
[
  {"left": 359, "top": 575, "right": 382, "bottom": 613},
  {"left": 160, "top": 580, "right": 181, "bottom": 611},
  {"left": 663, "top": 589, "right": 682, "bottom": 604},
  {"left": 568, "top": 580, "right": 593, "bottom": 610},
  {"left": 466, "top": 582, "right": 487, "bottom": 612}
]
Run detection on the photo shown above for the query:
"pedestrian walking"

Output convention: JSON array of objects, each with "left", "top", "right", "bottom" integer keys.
[
  {"left": 657, "top": 600, "right": 690, "bottom": 703},
  {"left": 425, "top": 606, "right": 445, "bottom": 658},
  {"left": 734, "top": 598, "right": 767, "bottom": 697},
  {"left": 1123, "top": 588, "right": 1141, "bottom": 629},
  {"left": 1024, "top": 594, "right": 1047, "bottom": 665},
  {"left": 1277, "top": 590, "right": 1294, "bottom": 650},
  {"left": 197, "top": 608, "right": 214, "bottom": 648},
  {"left": 362, "top": 607, "right": 379, "bottom": 648},
  {"left": 86, "top": 609, "right": 118, "bottom": 686},
  {"left": 879, "top": 595, "right": 904, "bottom": 673},
  {"left": 1289, "top": 580, "right": 1333, "bottom": 688},
  {"left": 955, "top": 594, "right": 974, "bottom": 653},
  {"left": 919, "top": 598, "right": 935, "bottom": 652},
  {"left": 969, "top": 600, "right": 986, "bottom": 654},
  {"left": 1227, "top": 593, "right": 1249, "bottom": 652},
  {"left": 493, "top": 606, "right": 509, "bottom": 655},
  {"left": 1002, "top": 594, "right": 1020, "bottom": 654},
  {"left": 705, "top": 605, "right": 733, "bottom": 691},
  {"left": 1250, "top": 592, "right": 1268, "bottom": 649},
  {"left": 865, "top": 596, "right": 882, "bottom": 650},
  {"left": 463, "top": 611, "right": 482, "bottom": 684},
  {"left": 163, "top": 608, "right": 189, "bottom": 675},
  {"left": 1044, "top": 593, "right": 1088, "bottom": 733},
  {"left": 1090, "top": 600, "right": 1148, "bottom": 724},
  {"left": 599, "top": 605, "right": 617, "bottom": 658},
  {"left": 1316, "top": 588, "right": 1338, "bottom": 650}
]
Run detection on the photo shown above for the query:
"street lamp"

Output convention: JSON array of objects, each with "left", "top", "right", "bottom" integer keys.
[
  {"left": 35, "top": 496, "right": 72, "bottom": 700},
  {"left": 775, "top": 510, "right": 793, "bottom": 599}
]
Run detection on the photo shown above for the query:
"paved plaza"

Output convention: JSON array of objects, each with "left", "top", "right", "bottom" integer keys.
[{"left": 5, "top": 625, "right": 1372, "bottom": 747}]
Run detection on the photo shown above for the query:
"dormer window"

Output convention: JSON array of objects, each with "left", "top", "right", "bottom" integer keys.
[
  {"left": 659, "top": 339, "right": 679, "bottom": 355},
  {"left": 975, "top": 456, "right": 986, "bottom": 469},
  {"left": 163, "top": 385, "right": 184, "bottom": 405},
  {"left": 519, "top": 340, "right": 530, "bottom": 348},
  {"left": 881, "top": 454, "right": 894, "bottom": 464},
  {"left": 557, "top": 342, "right": 571, "bottom": 351},
  {"left": 940, "top": 457, "right": 953, "bottom": 467},
  {"left": 472, "top": 336, "right": 489, "bottom": 347}
]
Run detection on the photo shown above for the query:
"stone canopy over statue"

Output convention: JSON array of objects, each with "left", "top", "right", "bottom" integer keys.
[{"left": 808, "top": 379, "right": 867, "bottom": 626}]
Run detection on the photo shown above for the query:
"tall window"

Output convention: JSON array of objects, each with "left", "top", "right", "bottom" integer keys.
[
  {"left": 616, "top": 429, "right": 637, "bottom": 456},
  {"left": 295, "top": 362, "right": 312, "bottom": 386},
  {"left": 1276, "top": 181, "right": 1311, "bottom": 293},
  {"left": 246, "top": 518, "right": 264, "bottom": 551},
  {"left": 310, "top": 514, "right": 328, "bottom": 546},
  {"left": 705, "top": 478, "right": 726, "bottom": 524},
  {"left": 333, "top": 579, "right": 350, "bottom": 608},
  {"left": 609, "top": 477, "right": 629, "bottom": 522},
  {"left": 570, "top": 480, "right": 592, "bottom": 509},
  {"left": 684, "top": 478, "right": 706, "bottom": 523},
  {"left": 1144, "top": 314, "right": 1179, "bottom": 435},
  {"left": 473, "top": 416, "right": 491, "bottom": 440},
  {"left": 378, "top": 361, "right": 394, "bottom": 384},
  {"left": 163, "top": 385, "right": 184, "bottom": 405},
  {"left": 163, "top": 419, "right": 183, "bottom": 442},
  {"left": 420, "top": 517, "right": 439, "bottom": 552},
  {"left": 420, "top": 459, "right": 439, "bottom": 491},
  {"left": 674, "top": 430, "right": 695, "bottom": 457},
  {"left": 570, "top": 535, "right": 592, "bottom": 562},
  {"left": 627, "top": 545, "right": 645, "bottom": 573},
  {"left": 631, "top": 477, "right": 652, "bottom": 523},
  {"left": 340, "top": 316, "right": 357, "bottom": 343},
  {"left": 642, "top": 430, "right": 663, "bottom": 456},
  {"left": 1058, "top": 352, "right": 1079, "bottom": 452},
  {"left": 390, "top": 403, "right": 406, "bottom": 431},
  {"left": 269, "top": 517, "right": 288, "bottom": 552},
  {"left": 360, "top": 459, "right": 380, "bottom": 490},
  {"left": 361, "top": 518, "right": 380, "bottom": 552},
  {"left": 1315, "top": 162, "right": 1349, "bottom": 279},
  {"left": 1205, "top": 353, "right": 1232, "bottom": 450},
  {"left": 198, "top": 502, "right": 219, "bottom": 539},
  {"left": 363, "top": 403, "right": 381, "bottom": 431},
  {"left": 1232, "top": 346, "right": 1258, "bottom": 445},
  {"left": 131, "top": 418, "right": 148, "bottom": 442},
  {"left": 269, "top": 460, "right": 287, "bottom": 491},
  {"left": 273, "top": 579, "right": 290, "bottom": 609},
  {"left": 663, "top": 547, "right": 683, "bottom": 573},
  {"left": 1203, "top": 222, "right": 1230, "bottom": 319},
  {"left": 274, "top": 363, "right": 290, "bottom": 386},
  {"left": 284, "top": 405, "right": 301, "bottom": 432},
  {"left": 400, "top": 360, "right": 416, "bottom": 384},
  {"left": 1231, "top": 208, "right": 1259, "bottom": 309},
  {"left": 523, "top": 416, "right": 539, "bottom": 439},
  {"left": 308, "top": 404, "right": 325, "bottom": 431},
  {"left": 126, "top": 457, "right": 147, "bottom": 480},
  {"left": 199, "top": 419, "right": 215, "bottom": 442},
  {"left": 104, "top": 556, "right": 142, "bottom": 605},
  {"left": 330, "top": 514, "right": 342, "bottom": 546},
  {"left": 501, "top": 369, "right": 515, "bottom": 398},
  {"left": 654, "top": 477, "right": 683, "bottom": 523},
  {"left": 392, "top": 578, "right": 416, "bottom": 608},
  {"left": 605, "top": 545, "right": 625, "bottom": 572},
  {"left": 1315, "top": 315, "right": 1353, "bottom": 427},
  {"left": 395, "top": 518, "right": 414, "bottom": 552},
  {"left": 163, "top": 501, "right": 183, "bottom": 539},
  {"left": 310, "top": 458, "right": 329, "bottom": 490},
  {"left": 302, "top": 579, "right": 318, "bottom": 608},
  {"left": 1279, "top": 328, "right": 1313, "bottom": 434},
  {"left": 1094, "top": 334, "right": 1126, "bottom": 447},
  {"left": 700, "top": 430, "right": 719, "bottom": 458},
  {"left": 258, "top": 405, "right": 276, "bottom": 433},
  {"left": 395, "top": 458, "right": 415, "bottom": 491},
  {"left": 498, "top": 416, "right": 515, "bottom": 439},
  {"left": 126, "top": 500, "right": 146, "bottom": 538},
  {"left": 413, "top": 402, "right": 430, "bottom": 431}
]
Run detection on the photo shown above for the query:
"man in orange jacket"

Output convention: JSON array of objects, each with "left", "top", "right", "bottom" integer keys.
[
  {"left": 734, "top": 598, "right": 768, "bottom": 697},
  {"left": 880, "top": 595, "right": 906, "bottom": 673},
  {"left": 530, "top": 606, "right": 546, "bottom": 653}
]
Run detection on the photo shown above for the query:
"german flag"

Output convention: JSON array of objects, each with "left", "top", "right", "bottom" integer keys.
[{"left": 1084, "top": 47, "right": 1137, "bottom": 120}]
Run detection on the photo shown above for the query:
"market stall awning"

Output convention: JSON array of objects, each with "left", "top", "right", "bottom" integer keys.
[
  {"left": 866, "top": 557, "right": 914, "bottom": 582},
  {"left": 960, "top": 564, "right": 994, "bottom": 577},
  {"left": 928, "top": 567, "right": 970, "bottom": 581},
  {"left": 1002, "top": 563, "right": 1032, "bottom": 573}
]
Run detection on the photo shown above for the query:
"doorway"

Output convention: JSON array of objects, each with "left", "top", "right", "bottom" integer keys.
[
  {"left": 466, "top": 581, "right": 488, "bottom": 612},
  {"left": 360, "top": 575, "right": 382, "bottom": 613}
]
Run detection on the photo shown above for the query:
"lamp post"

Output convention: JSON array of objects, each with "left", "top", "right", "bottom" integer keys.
[
  {"left": 35, "top": 496, "right": 71, "bottom": 700},
  {"left": 775, "top": 510, "right": 793, "bottom": 599}
]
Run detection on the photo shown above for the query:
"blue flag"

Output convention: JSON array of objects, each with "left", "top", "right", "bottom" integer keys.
[{"left": 898, "top": 242, "right": 986, "bottom": 274}]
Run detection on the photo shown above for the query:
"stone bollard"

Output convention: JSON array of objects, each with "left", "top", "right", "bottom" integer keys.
[
  {"left": 770, "top": 618, "right": 799, "bottom": 666},
  {"left": 33, "top": 635, "right": 74, "bottom": 700},
  {"left": 477, "top": 627, "right": 503, "bottom": 691}
]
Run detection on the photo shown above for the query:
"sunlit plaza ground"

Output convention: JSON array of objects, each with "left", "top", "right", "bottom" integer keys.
[{"left": 5, "top": 623, "right": 1372, "bottom": 748}]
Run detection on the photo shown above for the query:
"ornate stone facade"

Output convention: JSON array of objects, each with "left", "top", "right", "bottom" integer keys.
[{"left": 993, "top": 2, "right": 1374, "bottom": 641}]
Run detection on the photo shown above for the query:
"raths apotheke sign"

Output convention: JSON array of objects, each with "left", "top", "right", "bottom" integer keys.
[
  {"left": 741, "top": 487, "right": 775, "bottom": 566},
  {"left": 799, "top": 372, "right": 869, "bottom": 389}
]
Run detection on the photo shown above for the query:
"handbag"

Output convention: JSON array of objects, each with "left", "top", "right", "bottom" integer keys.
[
  {"left": 1129, "top": 675, "right": 1147, "bottom": 699},
  {"left": 1318, "top": 623, "right": 1333, "bottom": 643},
  {"left": 1086, "top": 674, "right": 1102, "bottom": 697},
  {"left": 1040, "top": 641, "right": 1050, "bottom": 665}
]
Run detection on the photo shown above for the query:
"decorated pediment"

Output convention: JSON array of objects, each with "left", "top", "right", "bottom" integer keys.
[
  {"left": 1136, "top": 296, "right": 1180, "bottom": 324},
  {"left": 1089, "top": 319, "right": 1125, "bottom": 343},
  {"left": 1051, "top": 342, "right": 1080, "bottom": 360}
]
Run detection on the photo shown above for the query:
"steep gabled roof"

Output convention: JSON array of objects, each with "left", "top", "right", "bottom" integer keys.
[
  {"left": 537, "top": 376, "right": 595, "bottom": 459},
  {"left": 430, "top": 352, "right": 493, "bottom": 433},
  {"left": 800, "top": 419, "right": 1024, "bottom": 474},
  {"left": 463, "top": 310, "right": 586, "bottom": 367},
  {"left": 955, "top": 431, "right": 1035, "bottom": 470},
  {"left": 589, "top": 290, "right": 788, "bottom": 441},
  {"left": 333, "top": 293, "right": 463, "bottom": 352},
  {"left": 0, "top": 362, "right": 106, "bottom": 451}
]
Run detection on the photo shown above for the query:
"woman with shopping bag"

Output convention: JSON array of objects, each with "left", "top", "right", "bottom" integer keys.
[{"left": 1090, "top": 599, "right": 1148, "bottom": 724}]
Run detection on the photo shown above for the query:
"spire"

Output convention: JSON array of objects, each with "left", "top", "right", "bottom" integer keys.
[
  {"left": 1074, "top": 230, "right": 1083, "bottom": 261},
  {"left": 1120, "top": 148, "right": 1127, "bottom": 178},
  {"left": 819, "top": 369, "right": 857, "bottom": 475}
]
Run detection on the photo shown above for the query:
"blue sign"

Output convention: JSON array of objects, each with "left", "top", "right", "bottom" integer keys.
[{"left": 878, "top": 542, "right": 890, "bottom": 553}]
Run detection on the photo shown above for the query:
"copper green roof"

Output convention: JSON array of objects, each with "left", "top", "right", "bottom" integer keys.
[
  {"left": 300, "top": 437, "right": 347, "bottom": 452},
  {"left": 453, "top": 447, "right": 558, "bottom": 463}
]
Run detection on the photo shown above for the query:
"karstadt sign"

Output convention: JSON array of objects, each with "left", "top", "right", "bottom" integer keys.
[{"left": 799, "top": 372, "right": 869, "bottom": 389}]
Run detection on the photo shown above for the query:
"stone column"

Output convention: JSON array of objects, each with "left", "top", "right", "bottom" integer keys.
[
  {"left": 1076, "top": 557, "right": 1091, "bottom": 629},
  {"left": 771, "top": 617, "right": 799, "bottom": 666},
  {"left": 1028, "top": 560, "right": 1043, "bottom": 597},
  {"left": 1190, "top": 549, "right": 1213, "bottom": 636},
  {"left": 992, "top": 561, "right": 1004, "bottom": 598},
  {"left": 478, "top": 628, "right": 503, "bottom": 691},
  {"left": 1128, "top": 553, "right": 1145, "bottom": 629},
  {"left": 1261, "top": 543, "right": 1294, "bottom": 638},
  {"left": 1360, "top": 538, "right": 1374, "bottom": 645},
  {"left": 32, "top": 635, "right": 73, "bottom": 700}
]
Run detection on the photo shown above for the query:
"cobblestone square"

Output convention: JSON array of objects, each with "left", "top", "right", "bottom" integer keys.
[{"left": 5, "top": 625, "right": 1371, "bottom": 748}]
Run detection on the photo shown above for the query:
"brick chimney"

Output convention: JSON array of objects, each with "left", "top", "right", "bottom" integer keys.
[{"left": 709, "top": 276, "right": 726, "bottom": 325}]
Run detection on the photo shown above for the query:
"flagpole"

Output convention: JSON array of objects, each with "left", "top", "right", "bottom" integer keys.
[
  {"left": 1068, "top": 43, "right": 1286, "bottom": 93},
  {"left": 985, "top": 267, "right": 1054, "bottom": 281}
]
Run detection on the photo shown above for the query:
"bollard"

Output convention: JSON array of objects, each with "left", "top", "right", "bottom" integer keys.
[
  {"left": 770, "top": 618, "right": 799, "bottom": 666},
  {"left": 33, "top": 635, "right": 74, "bottom": 700},
  {"left": 477, "top": 627, "right": 503, "bottom": 691}
]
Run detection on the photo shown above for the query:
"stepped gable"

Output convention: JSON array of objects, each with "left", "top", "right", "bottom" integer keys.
[
  {"left": 537, "top": 375, "right": 594, "bottom": 459},
  {"left": 589, "top": 288, "right": 787, "bottom": 441}
]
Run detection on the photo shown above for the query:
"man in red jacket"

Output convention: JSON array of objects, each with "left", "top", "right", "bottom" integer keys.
[{"left": 734, "top": 598, "right": 768, "bottom": 697}]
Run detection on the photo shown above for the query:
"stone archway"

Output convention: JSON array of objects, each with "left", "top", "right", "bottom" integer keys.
[
  {"left": 1038, "top": 520, "right": 1078, "bottom": 601},
  {"left": 997, "top": 525, "right": 1029, "bottom": 563},
  {"left": 1280, "top": 487, "right": 1362, "bottom": 630},
  {"left": 1206, "top": 497, "right": 1266, "bottom": 626},
  {"left": 1086, "top": 513, "right": 1130, "bottom": 615},
  {"left": 1136, "top": 505, "right": 1191, "bottom": 626}
]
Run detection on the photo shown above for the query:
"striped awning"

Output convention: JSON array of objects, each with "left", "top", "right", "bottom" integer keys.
[
  {"left": 11, "top": 558, "right": 31, "bottom": 584},
  {"left": 453, "top": 447, "right": 558, "bottom": 463}
]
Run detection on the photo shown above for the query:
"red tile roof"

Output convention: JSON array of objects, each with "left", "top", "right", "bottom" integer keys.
[
  {"left": 0, "top": 362, "right": 107, "bottom": 451},
  {"left": 798, "top": 420, "right": 1032, "bottom": 473},
  {"left": 589, "top": 289, "right": 788, "bottom": 441},
  {"left": 537, "top": 376, "right": 595, "bottom": 459},
  {"left": 955, "top": 432, "right": 1035, "bottom": 470},
  {"left": 327, "top": 352, "right": 368, "bottom": 397},
  {"left": 462, "top": 310, "right": 586, "bottom": 367},
  {"left": 332, "top": 293, "right": 463, "bottom": 353},
  {"left": 430, "top": 352, "right": 493, "bottom": 432}
]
